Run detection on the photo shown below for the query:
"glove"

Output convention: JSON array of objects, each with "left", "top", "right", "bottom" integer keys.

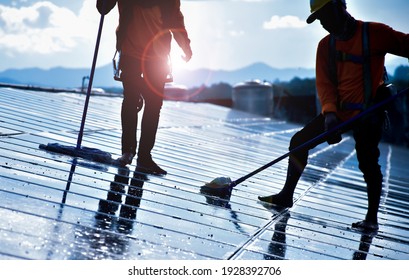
[
  {"left": 324, "top": 112, "right": 342, "bottom": 144},
  {"left": 96, "top": 0, "right": 117, "bottom": 15}
]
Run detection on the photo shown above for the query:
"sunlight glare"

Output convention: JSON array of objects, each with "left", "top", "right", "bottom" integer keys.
[{"left": 169, "top": 41, "right": 190, "bottom": 75}]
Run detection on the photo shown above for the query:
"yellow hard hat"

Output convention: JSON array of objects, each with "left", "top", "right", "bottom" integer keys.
[{"left": 306, "top": 0, "right": 346, "bottom": 24}]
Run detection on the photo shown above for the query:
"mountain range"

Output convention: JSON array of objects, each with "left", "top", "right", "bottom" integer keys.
[{"left": 0, "top": 62, "right": 315, "bottom": 90}]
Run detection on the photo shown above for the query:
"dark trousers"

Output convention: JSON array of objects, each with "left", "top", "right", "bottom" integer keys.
[
  {"left": 119, "top": 55, "right": 168, "bottom": 160},
  {"left": 284, "top": 111, "right": 384, "bottom": 222}
]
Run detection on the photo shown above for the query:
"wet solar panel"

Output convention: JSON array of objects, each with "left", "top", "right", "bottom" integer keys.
[{"left": 1, "top": 87, "right": 408, "bottom": 260}]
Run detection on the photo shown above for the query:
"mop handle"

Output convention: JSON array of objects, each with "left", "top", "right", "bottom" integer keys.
[
  {"left": 76, "top": 4, "right": 106, "bottom": 149},
  {"left": 232, "top": 86, "right": 409, "bottom": 186}
]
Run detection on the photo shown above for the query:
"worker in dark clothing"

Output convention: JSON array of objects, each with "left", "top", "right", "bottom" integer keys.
[
  {"left": 259, "top": 0, "right": 409, "bottom": 232},
  {"left": 98, "top": 0, "right": 192, "bottom": 175}
]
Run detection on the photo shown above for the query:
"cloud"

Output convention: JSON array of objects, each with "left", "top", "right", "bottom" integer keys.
[
  {"left": 0, "top": 1, "right": 100, "bottom": 55},
  {"left": 229, "top": 30, "right": 245, "bottom": 37},
  {"left": 263, "top": 15, "right": 307, "bottom": 29}
]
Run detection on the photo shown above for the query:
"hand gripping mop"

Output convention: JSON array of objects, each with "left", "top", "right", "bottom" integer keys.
[
  {"left": 40, "top": 0, "right": 117, "bottom": 165},
  {"left": 201, "top": 85, "right": 409, "bottom": 196}
]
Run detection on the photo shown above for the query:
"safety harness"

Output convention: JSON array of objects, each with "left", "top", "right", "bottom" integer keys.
[{"left": 329, "top": 22, "right": 373, "bottom": 111}]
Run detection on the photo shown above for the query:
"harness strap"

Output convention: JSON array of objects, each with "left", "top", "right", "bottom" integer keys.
[
  {"left": 329, "top": 35, "right": 337, "bottom": 87},
  {"left": 338, "top": 101, "right": 364, "bottom": 111},
  {"left": 336, "top": 51, "right": 365, "bottom": 64},
  {"left": 330, "top": 22, "right": 371, "bottom": 111},
  {"left": 362, "top": 22, "right": 372, "bottom": 109}
]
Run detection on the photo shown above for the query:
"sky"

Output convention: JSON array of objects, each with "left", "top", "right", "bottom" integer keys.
[{"left": 0, "top": 0, "right": 408, "bottom": 74}]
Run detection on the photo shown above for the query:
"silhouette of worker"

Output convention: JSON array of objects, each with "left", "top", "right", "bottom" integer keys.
[
  {"left": 97, "top": 0, "right": 192, "bottom": 175},
  {"left": 259, "top": 0, "right": 409, "bottom": 232}
]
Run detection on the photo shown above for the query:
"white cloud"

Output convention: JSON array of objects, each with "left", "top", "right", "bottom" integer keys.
[
  {"left": 229, "top": 30, "right": 245, "bottom": 37},
  {"left": 263, "top": 15, "right": 307, "bottom": 29},
  {"left": 0, "top": 1, "right": 101, "bottom": 55}
]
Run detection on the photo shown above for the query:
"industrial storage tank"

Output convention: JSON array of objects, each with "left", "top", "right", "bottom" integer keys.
[{"left": 232, "top": 80, "right": 274, "bottom": 116}]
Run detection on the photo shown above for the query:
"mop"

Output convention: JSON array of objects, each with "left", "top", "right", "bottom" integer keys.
[
  {"left": 39, "top": 0, "right": 118, "bottom": 165},
  {"left": 202, "top": 85, "right": 409, "bottom": 196}
]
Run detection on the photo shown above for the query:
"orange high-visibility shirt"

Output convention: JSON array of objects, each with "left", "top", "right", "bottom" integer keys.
[{"left": 316, "top": 20, "right": 409, "bottom": 121}]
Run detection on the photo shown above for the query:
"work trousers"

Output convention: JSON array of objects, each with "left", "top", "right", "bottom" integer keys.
[
  {"left": 288, "top": 111, "right": 384, "bottom": 221},
  {"left": 119, "top": 55, "right": 168, "bottom": 160}
]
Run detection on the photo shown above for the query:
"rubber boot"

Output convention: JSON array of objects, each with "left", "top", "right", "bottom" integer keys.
[
  {"left": 352, "top": 176, "right": 382, "bottom": 232},
  {"left": 258, "top": 158, "right": 303, "bottom": 208}
]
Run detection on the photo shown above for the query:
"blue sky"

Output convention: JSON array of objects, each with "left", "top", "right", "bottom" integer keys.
[{"left": 0, "top": 0, "right": 408, "bottom": 73}]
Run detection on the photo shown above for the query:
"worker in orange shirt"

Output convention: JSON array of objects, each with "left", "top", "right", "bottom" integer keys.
[
  {"left": 98, "top": 0, "right": 192, "bottom": 175},
  {"left": 259, "top": 0, "right": 409, "bottom": 232}
]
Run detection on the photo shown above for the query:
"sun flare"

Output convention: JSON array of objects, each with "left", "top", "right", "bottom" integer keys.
[{"left": 169, "top": 42, "right": 191, "bottom": 74}]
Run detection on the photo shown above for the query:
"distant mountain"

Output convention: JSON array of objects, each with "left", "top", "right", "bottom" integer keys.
[
  {"left": 0, "top": 62, "right": 315, "bottom": 89},
  {"left": 0, "top": 67, "right": 91, "bottom": 89},
  {"left": 172, "top": 63, "right": 315, "bottom": 88}
]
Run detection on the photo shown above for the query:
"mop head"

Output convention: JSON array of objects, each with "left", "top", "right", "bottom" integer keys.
[
  {"left": 200, "top": 176, "right": 234, "bottom": 197},
  {"left": 39, "top": 143, "right": 114, "bottom": 164}
]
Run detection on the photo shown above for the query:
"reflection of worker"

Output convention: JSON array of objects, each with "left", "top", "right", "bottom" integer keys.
[
  {"left": 259, "top": 0, "right": 409, "bottom": 232},
  {"left": 97, "top": 167, "right": 146, "bottom": 226},
  {"left": 265, "top": 213, "right": 290, "bottom": 260},
  {"left": 98, "top": 0, "right": 192, "bottom": 174},
  {"left": 352, "top": 233, "right": 375, "bottom": 260}
]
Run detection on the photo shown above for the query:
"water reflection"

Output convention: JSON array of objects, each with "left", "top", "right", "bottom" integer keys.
[
  {"left": 265, "top": 213, "right": 291, "bottom": 260},
  {"left": 96, "top": 167, "right": 147, "bottom": 233},
  {"left": 77, "top": 167, "right": 148, "bottom": 259},
  {"left": 47, "top": 159, "right": 78, "bottom": 259},
  {"left": 352, "top": 232, "right": 376, "bottom": 260},
  {"left": 200, "top": 186, "right": 232, "bottom": 209},
  {"left": 200, "top": 186, "right": 246, "bottom": 234}
]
